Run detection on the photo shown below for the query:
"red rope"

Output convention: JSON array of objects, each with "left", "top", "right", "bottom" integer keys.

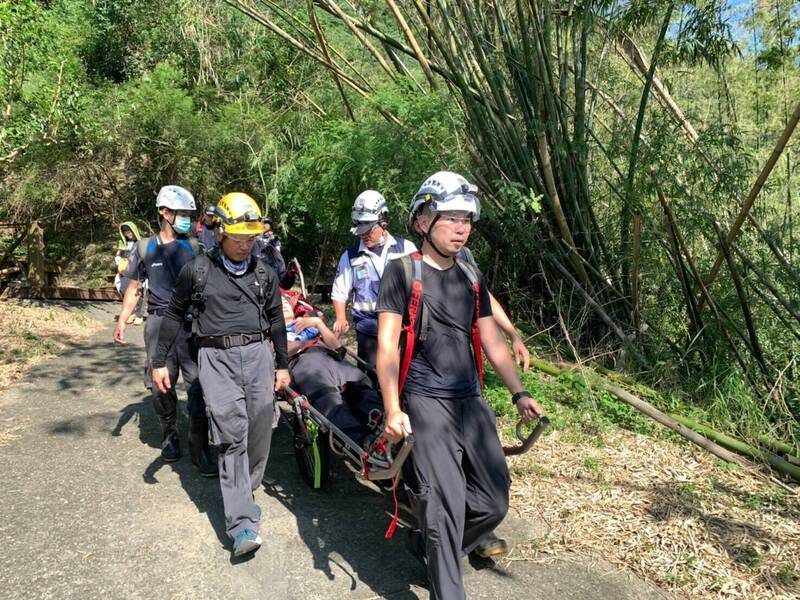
[{"left": 384, "top": 476, "right": 399, "bottom": 539}]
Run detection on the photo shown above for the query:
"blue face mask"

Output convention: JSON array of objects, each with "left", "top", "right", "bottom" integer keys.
[{"left": 172, "top": 215, "right": 192, "bottom": 235}]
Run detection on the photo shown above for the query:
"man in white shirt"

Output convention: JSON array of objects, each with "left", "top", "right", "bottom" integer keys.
[{"left": 331, "top": 190, "right": 416, "bottom": 370}]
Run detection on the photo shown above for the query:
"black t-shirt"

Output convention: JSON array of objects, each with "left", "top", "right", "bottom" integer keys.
[
  {"left": 376, "top": 257, "right": 492, "bottom": 398},
  {"left": 124, "top": 235, "right": 197, "bottom": 311}
]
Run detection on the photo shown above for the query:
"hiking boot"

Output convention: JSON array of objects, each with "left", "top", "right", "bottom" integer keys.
[
  {"left": 161, "top": 431, "right": 181, "bottom": 462},
  {"left": 232, "top": 529, "right": 262, "bottom": 557},
  {"left": 188, "top": 416, "right": 218, "bottom": 477},
  {"left": 472, "top": 531, "right": 510, "bottom": 559}
]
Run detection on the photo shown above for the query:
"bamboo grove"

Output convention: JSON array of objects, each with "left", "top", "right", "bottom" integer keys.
[{"left": 220, "top": 1, "right": 800, "bottom": 432}]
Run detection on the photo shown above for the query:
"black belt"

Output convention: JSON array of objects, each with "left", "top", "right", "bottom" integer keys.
[
  {"left": 149, "top": 308, "right": 167, "bottom": 316},
  {"left": 196, "top": 331, "right": 269, "bottom": 349}
]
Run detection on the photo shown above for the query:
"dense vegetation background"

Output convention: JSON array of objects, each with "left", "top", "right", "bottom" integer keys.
[{"left": 1, "top": 1, "right": 798, "bottom": 448}]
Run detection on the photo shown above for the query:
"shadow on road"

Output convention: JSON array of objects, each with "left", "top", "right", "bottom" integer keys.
[
  {"left": 110, "top": 395, "right": 231, "bottom": 551},
  {"left": 263, "top": 424, "right": 423, "bottom": 599}
]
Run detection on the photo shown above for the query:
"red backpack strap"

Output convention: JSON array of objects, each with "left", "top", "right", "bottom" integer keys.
[
  {"left": 398, "top": 252, "right": 423, "bottom": 396},
  {"left": 455, "top": 256, "right": 484, "bottom": 388}
]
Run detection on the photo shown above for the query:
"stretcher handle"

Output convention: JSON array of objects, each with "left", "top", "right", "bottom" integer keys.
[
  {"left": 503, "top": 416, "right": 549, "bottom": 456},
  {"left": 290, "top": 258, "right": 307, "bottom": 298},
  {"left": 365, "top": 434, "right": 414, "bottom": 482}
]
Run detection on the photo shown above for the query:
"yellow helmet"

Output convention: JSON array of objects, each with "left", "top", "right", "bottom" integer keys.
[{"left": 216, "top": 192, "right": 262, "bottom": 236}]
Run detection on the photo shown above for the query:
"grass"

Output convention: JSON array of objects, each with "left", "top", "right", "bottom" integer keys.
[
  {"left": 481, "top": 353, "right": 799, "bottom": 599},
  {"left": 0, "top": 300, "right": 103, "bottom": 391}
]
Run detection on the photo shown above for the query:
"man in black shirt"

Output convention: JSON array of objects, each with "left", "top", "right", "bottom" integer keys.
[
  {"left": 113, "top": 185, "right": 216, "bottom": 477},
  {"left": 376, "top": 171, "right": 542, "bottom": 599},
  {"left": 152, "top": 192, "right": 290, "bottom": 558}
]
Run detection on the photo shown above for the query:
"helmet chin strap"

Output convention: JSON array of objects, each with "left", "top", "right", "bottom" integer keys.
[{"left": 423, "top": 213, "right": 455, "bottom": 259}]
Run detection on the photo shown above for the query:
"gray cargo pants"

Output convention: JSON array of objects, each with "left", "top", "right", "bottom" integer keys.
[
  {"left": 402, "top": 392, "right": 510, "bottom": 600},
  {"left": 144, "top": 313, "right": 204, "bottom": 419},
  {"left": 198, "top": 340, "right": 275, "bottom": 540}
]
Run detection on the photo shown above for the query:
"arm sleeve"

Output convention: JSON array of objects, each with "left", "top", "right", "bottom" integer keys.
[
  {"left": 330, "top": 252, "right": 352, "bottom": 302},
  {"left": 262, "top": 268, "right": 289, "bottom": 369},
  {"left": 152, "top": 262, "right": 194, "bottom": 369},
  {"left": 375, "top": 259, "right": 407, "bottom": 315}
]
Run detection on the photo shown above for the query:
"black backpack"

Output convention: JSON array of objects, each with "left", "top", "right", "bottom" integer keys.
[{"left": 189, "top": 248, "right": 272, "bottom": 327}]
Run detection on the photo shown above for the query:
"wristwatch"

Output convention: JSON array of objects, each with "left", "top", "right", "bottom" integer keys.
[{"left": 511, "top": 390, "right": 532, "bottom": 405}]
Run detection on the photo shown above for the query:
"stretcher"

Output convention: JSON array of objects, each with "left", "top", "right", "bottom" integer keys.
[
  {"left": 277, "top": 374, "right": 549, "bottom": 491},
  {"left": 277, "top": 264, "right": 550, "bottom": 491}
]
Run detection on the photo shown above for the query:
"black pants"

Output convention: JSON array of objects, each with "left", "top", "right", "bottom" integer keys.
[
  {"left": 290, "top": 348, "right": 382, "bottom": 445},
  {"left": 402, "top": 392, "right": 510, "bottom": 600},
  {"left": 356, "top": 330, "right": 378, "bottom": 372},
  {"left": 144, "top": 314, "right": 205, "bottom": 421}
]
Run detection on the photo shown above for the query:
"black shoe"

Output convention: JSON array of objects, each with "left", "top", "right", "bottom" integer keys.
[
  {"left": 188, "top": 417, "right": 218, "bottom": 477},
  {"left": 161, "top": 431, "right": 181, "bottom": 463},
  {"left": 472, "top": 531, "right": 509, "bottom": 559}
]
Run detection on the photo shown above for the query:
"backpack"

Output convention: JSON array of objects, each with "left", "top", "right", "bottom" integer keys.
[
  {"left": 189, "top": 248, "right": 272, "bottom": 327},
  {"left": 136, "top": 235, "right": 201, "bottom": 265},
  {"left": 396, "top": 251, "right": 484, "bottom": 395}
]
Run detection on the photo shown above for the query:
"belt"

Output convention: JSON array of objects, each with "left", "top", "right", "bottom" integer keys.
[
  {"left": 149, "top": 308, "right": 167, "bottom": 316},
  {"left": 196, "top": 331, "right": 269, "bottom": 349}
]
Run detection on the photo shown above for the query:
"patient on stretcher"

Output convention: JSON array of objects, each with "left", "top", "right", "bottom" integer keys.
[{"left": 282, "top": 295, "right": 384, "bottom": 446}]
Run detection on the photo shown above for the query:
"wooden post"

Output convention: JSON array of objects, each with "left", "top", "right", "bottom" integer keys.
[{"left": 26, "top": 221, "right": 47, "bottom": 293}]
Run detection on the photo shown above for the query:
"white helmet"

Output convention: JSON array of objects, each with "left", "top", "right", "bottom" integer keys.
[
  {"left": 349, "top": 190, "right": 388, "bottom": 235},
  {"left": 155, "top": 185, "right": 196, "bottom": 211},
  {"left": 408, "top": 171, "right": 480, "bottom": 226}
]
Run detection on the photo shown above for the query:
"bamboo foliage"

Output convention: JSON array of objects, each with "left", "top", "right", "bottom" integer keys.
[{"left": 222, "top": 1, "right": 800, "bottom": 406}]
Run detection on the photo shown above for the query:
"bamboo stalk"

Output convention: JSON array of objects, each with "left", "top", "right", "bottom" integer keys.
[
  {"left": 526, "top": 358, "right": 791, "bottom": 490},
  {"left": 756, "top": 434, "right": 800, "bottom": 462},
  {"left": 732, "top": 243, "right": 800, "bottom": 327},
  {"left": 384, "top": 0, "right": 438, "bottom": 90},
  {"left": 319, "top": 0, "right": 398, "bottom": 82},
  {"left": 620, "top": 3, "right": 675, "bottom": 303},
  {"left": 306, "top": 0, "right": 355, "bottom": 121},
  {"left": 538, "top": 132, "right": 593, "bottom": 292},
  {"left": 631, "top": 212, "right": 641, "bottom": 330},
  {"left": 699, "top": 100, "right": 800, "bottom": 308},
  {"left": 712, "top": 221, "right": 769, "bottom": 377}
]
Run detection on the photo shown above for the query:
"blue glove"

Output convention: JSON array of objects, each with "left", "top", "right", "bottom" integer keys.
[{"left": 286, "top": 322, "right": 320, "bottom": 342}]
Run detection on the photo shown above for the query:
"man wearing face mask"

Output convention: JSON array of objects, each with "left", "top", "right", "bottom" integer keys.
[
  {"left": 113, "top": 185, "right": 217, "bottom": 477},
  {"left": 331, "top": 190, "right": 416, "bottom": 370}
]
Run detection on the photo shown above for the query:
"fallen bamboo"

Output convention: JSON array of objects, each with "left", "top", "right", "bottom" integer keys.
[
  {"left": 526, "top": 358, "right": 795, "bottom": 491},
  {"left": 669, "top": 414, "right": 800, "bottom": 483},
  {"left": 756, "top": 434, "right": 800, "bottom": 462}
]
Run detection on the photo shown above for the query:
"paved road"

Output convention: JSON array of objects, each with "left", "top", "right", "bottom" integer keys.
[{"left": 0, "top": 302, "right": 669, "bottom": 599}]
